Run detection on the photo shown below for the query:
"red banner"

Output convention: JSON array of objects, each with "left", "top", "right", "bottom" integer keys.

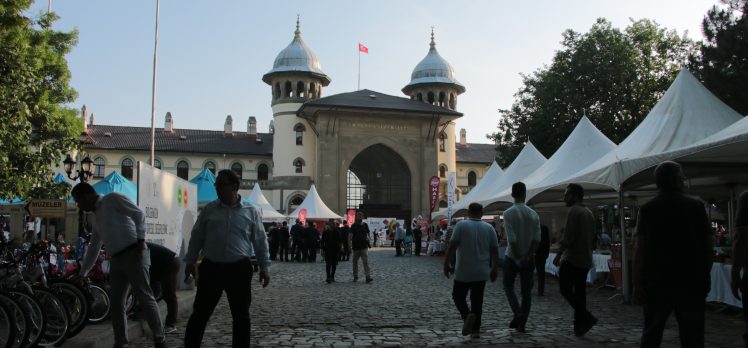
[
  {"left": 346, "top": 209, "right": 356, "bottom": 226},
  {"left": 429, "top": 176, "right": 440, "bottom": 212},
  {"left": 298, "top": 208, "right": 307, "bottom": 225}
]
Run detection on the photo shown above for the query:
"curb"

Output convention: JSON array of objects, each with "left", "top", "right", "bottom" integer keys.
[{"left": 62, "top": 289, "right": 196, "bottom": 347}]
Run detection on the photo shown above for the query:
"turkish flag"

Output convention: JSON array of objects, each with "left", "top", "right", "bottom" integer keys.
[{"left": 358, "top": 43, "right": 369, "bottom": 54}]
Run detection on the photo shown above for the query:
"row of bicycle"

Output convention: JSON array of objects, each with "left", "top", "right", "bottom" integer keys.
[{"left": 0, "top": 239, "right": 134, "bottom": 348}]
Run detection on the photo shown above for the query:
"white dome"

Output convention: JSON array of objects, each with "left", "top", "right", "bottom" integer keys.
[
  {"left": 263, "top": 19, "right": 330, "bottom": 85},
  {"left": 403, "top": 32, "right": 465, "bottom": 94}
]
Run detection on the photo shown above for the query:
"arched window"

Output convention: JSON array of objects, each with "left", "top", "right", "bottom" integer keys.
[
  {"left": 284, "top": 81, "right": 292, "bottom": 98},
  {"left": 204, "top": 161, "right": 216, "bottom": 174},
  {"left": 449, "top": 93, "right": 456, "bottom": 109},
  {"left": 177, "top": 160, "right": 189, "bottom": 180},
  {"left": 468, "top": 171, "right": 477, "bottom": 187},
  {"left": 288, "top": 194, "right": 305, "bottom": 214},
  {"left": 273, "top": 83, "right": 281, "bottom": 100},
  {"left": 93, "top": 157, "right": 105, "bottom": 178},
  {"left": 427, "top": 91, "right": 435, "bottom": 105},
  {"left": 293, "top": 158, "right": 305, "bottom": 173},
  {"left": 257, "top": 163, "right": 269, "bottom": 181},
  {"left": 296, "top": 81, "right": 305, "bottom": 98},
  {"left": 153, "top": 159, "right": 162, "bottom": 169},
  {"left": 309, "top": 83, "right": 317, "bottom": 99},
  {"left": 121, "top": 158, "right": 134, "bottom": 180},
  {"left": 439, "top": 92, "right": 446, "bottom": 107},
  {"left": 417, "top": 93, "right": 423, "bottom": 101},
  {"left": 439, "top": 164, "right": 447, "bottom": 178},
  {"left": 294, "top": 123, "right": 305, "bottom": 145},
  {"left": 439, "top": 133, "right": 446, "bottom": 152},
  {"left": 231, "top": 162, "right": 243, "bottom": 179}
]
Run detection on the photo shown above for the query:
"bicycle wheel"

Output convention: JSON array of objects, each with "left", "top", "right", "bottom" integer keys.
[
  {"left": 0, "top": 292, "right": 28, "bottom": 348},
  {"left": 0, "top": 300, "right": 15, "bottom": 348},
  {"left": 33, "top": 288, "right": 69, "bottom": 347},
  {"left": 86, "top": 283, "right": 110, "bottom": 324},
  {"left": 49, "top": 281, "right": 89, "bottom": 338},
  {"left": 6, "top": 290, "right": 45, "bottom": 347}
]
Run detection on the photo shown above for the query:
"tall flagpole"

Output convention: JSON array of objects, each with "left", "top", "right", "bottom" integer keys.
[
  {"left": 357, "top": 43, "right": 361, "bottom": 90},
  {"left": 149, "top": 0, "right": 160, "bottom": 167}
]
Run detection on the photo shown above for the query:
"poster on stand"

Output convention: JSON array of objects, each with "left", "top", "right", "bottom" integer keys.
[{"left": 137, "top": 162, "right": 198, "bottom": 256}]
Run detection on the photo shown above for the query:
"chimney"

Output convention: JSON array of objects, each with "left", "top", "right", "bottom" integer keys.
[
  {"left": 269, "top": 120, "right": 275, "bottom": 134},
  {"left": 460, "top": 128, "right": 466, "bottom": 145},
  {"left": 89, "top": 112, "right": 95, "bottom": 126},
  {"left": 224, "top": 115, "right": 233, "bottom": 136},
  {"left": 81, "top": 105, "right": 88, "bottom": 132},
  {"left": 247, "top": 116, "right": 257, "bottom": 137},
  {"left": 164, "top": 112, "right": 174, "bottom": 132}
]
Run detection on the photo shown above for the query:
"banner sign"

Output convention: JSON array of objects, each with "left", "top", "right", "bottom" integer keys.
[
  {"left": 298, "top": 208, "right": 307, "bottom": 225},
  {"left": 429, "top": 176, "right": 440, "bottom": 212},
  {"left": 447, "top": 172, "right": 456, "bottom": 225},
  {"left": 28, "top": 199, "right": 66, "bottom": 218},
  {"left": 137, "top": 162, "right": 198, "bottom": 255},
  {"left": 346, "top": 209, "right": 356, "bottom": 226}
]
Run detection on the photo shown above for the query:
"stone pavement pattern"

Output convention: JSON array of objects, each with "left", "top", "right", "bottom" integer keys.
[{"left": 129, "top": 248, "right": 744, "bottom": 347}]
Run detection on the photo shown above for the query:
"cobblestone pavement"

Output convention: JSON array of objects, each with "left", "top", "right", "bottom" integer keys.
[{"left": 132, "top": 248, "right": 744, "bottom": 347}]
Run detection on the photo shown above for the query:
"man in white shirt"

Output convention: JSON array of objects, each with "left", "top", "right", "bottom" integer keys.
[
  {"left": 74, "top": 183, "right": 165, "bottom": 348},
  {"left": 502, "top": 182, "right": 540, "bottom": 333}
]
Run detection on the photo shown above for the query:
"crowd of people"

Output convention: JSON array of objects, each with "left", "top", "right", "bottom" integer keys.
[{"left": 57, "top": 162, "right": 748, "bottom": 347}]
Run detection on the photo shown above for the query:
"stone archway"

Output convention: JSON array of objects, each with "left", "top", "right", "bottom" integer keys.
[{"left": 346, "top": 144, "right": 411, "bottom": 212}]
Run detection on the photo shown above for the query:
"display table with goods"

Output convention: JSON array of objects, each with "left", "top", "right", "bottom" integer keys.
[
  {"left": 707, "top": 262, "right": 742, "bottom": 308},
  {"left": 544, "top": 251, "right": 611, "bottom": 284}
]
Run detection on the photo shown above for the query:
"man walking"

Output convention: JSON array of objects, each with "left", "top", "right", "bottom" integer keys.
[
  {"left": 502, "top": 182, "right": 540, "bottom": 333},
  {"left": 634, "top": 161, "right": 712, "bottom": 347},
  {"left": 184, "top": 170, "right": 270, "bottom": 348},
  {"left": 290, "top": 220, "right": 304, "bottom": 262},
  {"left": 414, "top": 224, "right": 423, "bottom": 256},
  {"left": 444, "top": 203, "right": 499, "bottom": 338},
  {"left": 553, "top": 183, "right": 597, "bottom": 337},
  {"left": 268, "top": 222, "right": 279, "bottom": 261},
  {"left": 74, "top": 183, "right": 166, "bottom": 348},
  {"left": 339, "top": 220, "right": 351, "bottom": 261},
  {"left": 349, "top": 212, "right": 373, "bottom": 283},
  {"left": 394, "top": 222, "right": 405, "bottom": 256}
]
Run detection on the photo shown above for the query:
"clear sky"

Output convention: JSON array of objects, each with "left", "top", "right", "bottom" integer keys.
[{"left": 29, "top": 0, "right": 716, "bottom": 143}]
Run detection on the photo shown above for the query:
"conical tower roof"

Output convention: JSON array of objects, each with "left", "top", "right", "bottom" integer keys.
[
  {"left": 262, "top": 17, "right": 330, "bottom": 85},
  {"left": 402, "top": 29, "right": 465, "bottom": 95}
]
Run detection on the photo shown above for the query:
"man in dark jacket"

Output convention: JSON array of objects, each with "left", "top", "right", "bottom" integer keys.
[
  {"left": 131, "top": 242, "right": 180, "bottom": 333},
  {"left": 350, "top": 212, "right": 373, "bottom": 283},
  {"left": 290, "top": 220, "right": 305, "bottom": 262},
  {"left": 278, "top": 221, "right": 290, "bottom": 262},
  {"left": 634, "top": 161, "right": 712, "bottom": 347},
  {"left": 339, "top": 220, "right": 351, "bottom": 261},
  {"left": 268, "top": 223, "right": 279, "bottom": 261},
  {"left": 304, "top": 222, "right": 319, "bottom": 263}
]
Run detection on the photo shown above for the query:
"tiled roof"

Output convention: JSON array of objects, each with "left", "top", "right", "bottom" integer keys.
[
  {"left": 82, "top": 125, "right": 273, "bottom": 156},
  {"left": 456, "top": 143, "right": 497, "bottom": 164},
  {"left": 298, "top": 89, "right": 462, "bottom": 117}
]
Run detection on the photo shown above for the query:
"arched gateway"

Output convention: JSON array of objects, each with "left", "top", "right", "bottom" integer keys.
[{"left": 347, "top": 144, "right": 411, "bottom": 219}]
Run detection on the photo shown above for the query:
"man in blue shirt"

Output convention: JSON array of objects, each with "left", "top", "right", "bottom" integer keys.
[
  {"left": 444, "top": 203, "right": 499, "bottom": 338},
  {"left": 183, "top": 170, "right": 270, "bottom": 347}
]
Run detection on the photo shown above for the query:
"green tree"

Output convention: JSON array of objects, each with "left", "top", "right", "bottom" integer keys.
[
  {"left": 489, "top": 19, "right": 695, "bottom": 167},
  {"left": 692, "top": 0, "right": 748, "bottom": 115},
  {"left": 0, "top": 0, "right": 81, "bottom": 200}
]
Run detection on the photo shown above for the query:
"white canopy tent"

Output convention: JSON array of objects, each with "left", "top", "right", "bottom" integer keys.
[
  {"left": 477, "top": 142, "right": 547, "bottom": 210},
  {"left": 486, "top": 116, "right": 617, "bottom": 205},
  {"left": 431, "top": 161, "right": 504, "bottom": 220},
  {"left": 288, "top": 184, "right": 344, "bottom": 220},
  {"left": 247, "top": 184, "right": 287, "bottom": 222}
]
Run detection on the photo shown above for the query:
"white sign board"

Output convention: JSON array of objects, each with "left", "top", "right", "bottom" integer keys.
[{"left": 137, "top": 162, "right": 198, "bottom": 255}]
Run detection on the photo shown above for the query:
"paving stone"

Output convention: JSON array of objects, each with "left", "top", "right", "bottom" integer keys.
[{"left": 124, "top": 247, "right": 746, "bottom": 347}]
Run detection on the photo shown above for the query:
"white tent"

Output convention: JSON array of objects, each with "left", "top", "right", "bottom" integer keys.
[
  {"left": 247, "top": 184, "right": 286, "bottom": 222},
  {"left": 431, "top": 161, "right": 504, "bottom": 219},
  {"left": 288, "top": 184, "right": 343, "bottom": 220},
  {"left": 478, "top": 141, "right": 547, "bottom": 208},
  {"left": 567, "top": 69, "right": 743, "bottom": 191},
  {"left": 491, "top": 116, "right": 617, "bottom": 204}
]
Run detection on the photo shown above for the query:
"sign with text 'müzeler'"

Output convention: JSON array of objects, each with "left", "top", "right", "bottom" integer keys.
[{"left": 28, "top": 199, "right": 66, "bottom": 218}]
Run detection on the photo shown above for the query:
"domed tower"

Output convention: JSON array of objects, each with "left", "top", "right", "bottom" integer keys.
[
  {"left": 402, "top": 29, "right": 465, "bottom": 183},
  {"left": 263, "top": 17, "right": 331, "bottom": 178}
]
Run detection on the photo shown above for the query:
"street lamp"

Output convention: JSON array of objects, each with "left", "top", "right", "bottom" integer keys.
[{"left": 63, "top": 154, "right": 95, "bottom": 182}]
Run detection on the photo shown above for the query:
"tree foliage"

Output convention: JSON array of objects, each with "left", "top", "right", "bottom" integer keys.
[
  {"left": 691, "top": 0, "right": 748, "bottom": 115},
  {"left": 0, "top": 0, "right": 81, "bottom": 200},
  {"left": 488, "top": 18, "right": 695, "bottom": 167}
]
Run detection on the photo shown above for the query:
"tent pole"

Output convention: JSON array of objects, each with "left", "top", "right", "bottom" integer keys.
[
  {"left": 619, "top": 189, "right": 631, "bottom": 304},
  {"left": 728, "top": 184, "right": 736, "bottom": 237}
]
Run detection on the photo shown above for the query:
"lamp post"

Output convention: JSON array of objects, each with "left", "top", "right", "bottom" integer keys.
[{"left": 63, "top": 154, "right": 96, "bottom": 237}]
